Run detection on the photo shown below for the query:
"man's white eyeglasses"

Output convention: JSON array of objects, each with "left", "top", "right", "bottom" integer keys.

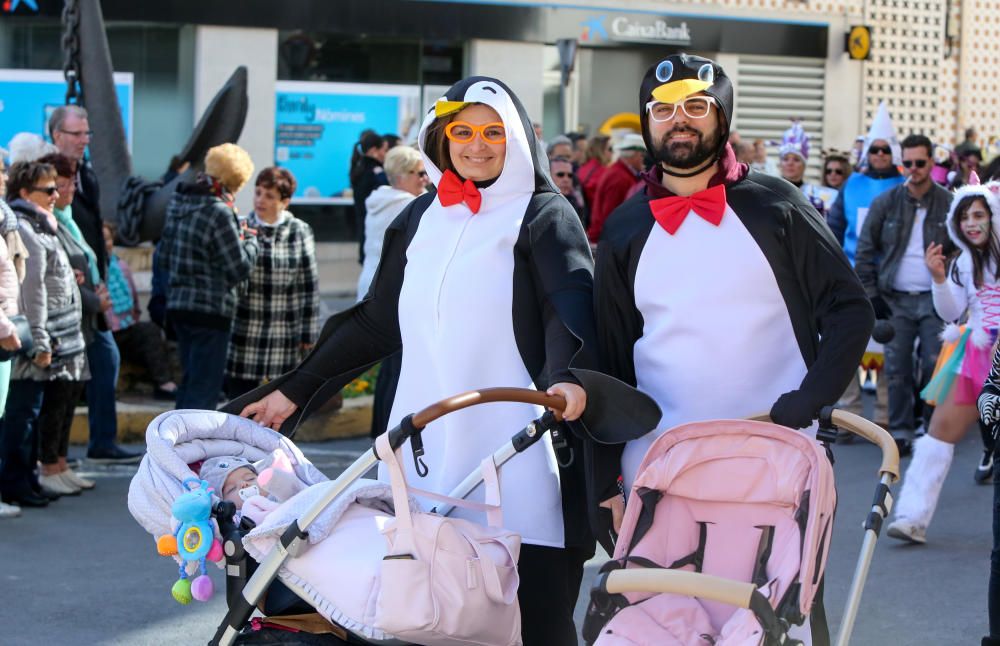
[{"left": 645, "top": 96, "right": 716, "bottom": 122}]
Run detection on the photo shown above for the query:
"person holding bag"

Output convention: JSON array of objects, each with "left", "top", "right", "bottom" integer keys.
[{"left": 234, "top": 76, "right": 601, "bottom": 645}]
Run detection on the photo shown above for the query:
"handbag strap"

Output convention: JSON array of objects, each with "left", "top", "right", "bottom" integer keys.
[
  {"left": 470, "top": 538, "right": 519, "bottom": 605},
  {"left": 374, "top": 434, "right": 504, "bottom": 528}
]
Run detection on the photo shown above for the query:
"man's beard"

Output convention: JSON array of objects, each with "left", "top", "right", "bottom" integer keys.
[{"left": 652, "top": 125, "right": 722, "bottom": 170}]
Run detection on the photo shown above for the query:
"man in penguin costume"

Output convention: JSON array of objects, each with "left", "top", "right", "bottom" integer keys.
[
  {"left": 593, "top": 55, "right": 875, "bottom": 641},
  {"left": 232, "top": 76, "right": 611, "bottom": 645}
]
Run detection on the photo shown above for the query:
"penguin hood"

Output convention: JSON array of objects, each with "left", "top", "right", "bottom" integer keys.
[
  {"left": 418, "top": 76, "right": 557, "bottom": 206},
  {"left": 946, "top": 182, "right": 1000, "bottom": 258},
  {"left": 638, "top": 53, "right": 734, "bottom": 154}
]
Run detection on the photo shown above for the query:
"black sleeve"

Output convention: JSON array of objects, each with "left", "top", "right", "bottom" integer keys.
[
  {"left": 78, "top": 283, "right": 102, "bottom": 315},
  {"left": 526, "top": 194, "right": 597, "bottom": 386},
  {"left": 854, "top": 194, "right": 887, "bottom": 298},
  {"left": 826, "top": 189, "right": 847, "bottom": 245},
  {"left": 789, "top": 202, "right": 876, "bottom": 411}
]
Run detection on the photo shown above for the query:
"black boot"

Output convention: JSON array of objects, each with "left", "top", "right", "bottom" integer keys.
[{"left": 982, "top": 637, "right": 1000, "bottom": 646}]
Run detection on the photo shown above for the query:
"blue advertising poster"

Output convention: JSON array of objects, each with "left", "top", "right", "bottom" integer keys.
[
  {"left": 275, "top": 81, "right": 421, "bottom": 203},
  {"left": 0, "top": 69, "right": 133, "bottom": 155}
]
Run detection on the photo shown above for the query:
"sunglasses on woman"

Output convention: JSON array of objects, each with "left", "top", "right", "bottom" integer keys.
[
  {"left": 445, "top": 121, "right": 507, "bottom": 144},
  {"left": 901, "top": 159, "right": 928, "bottom": 169},
  {"left": 553, "top": 171, "right": 573, "bottom": 178},
  {"left": 31, "top": 186, "right": 58, "bottom": 196},
  {"left": 869, "top": 145, "right": 892, "bottom": 156},
  {"left": 825, "top": 167, "right": 845, "bottom": 176}
]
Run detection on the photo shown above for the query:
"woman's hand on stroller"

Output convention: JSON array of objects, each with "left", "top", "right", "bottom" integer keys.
[
  {"left": 547, "top": 382, "right": 586, "bottom": 421},
  {"left": 240, "top": 389, "right": 298, "bottom": 432}
]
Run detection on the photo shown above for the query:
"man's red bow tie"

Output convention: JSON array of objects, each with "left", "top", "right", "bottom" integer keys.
[
  {"left": 438, "top": 169, "right": 482, "bottom": 214},
  {"left": 648, "top": 184, "right": 727, "bottom": 235}
]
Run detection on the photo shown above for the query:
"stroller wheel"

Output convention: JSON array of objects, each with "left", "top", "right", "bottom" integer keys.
[{"left": 233, "top": 626, "right": 352, "bottom": 646}]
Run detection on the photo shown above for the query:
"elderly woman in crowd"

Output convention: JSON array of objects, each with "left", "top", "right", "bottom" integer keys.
[
  {"left": 357, "top": 145, "right": 428, "bottom": 438},
  {"left": 34, "top": 152, "right": 103, "bottom": 494},
  {"left": 1, "top": 161, "right": 88, "bottom": 508},
  {"left": 224, "top": 167, "right": 318, "bottom": 400},
  {"left": 0, "top": 150, "right": 27, "bottom": 518},
  {"left": 159, "top": 143, "right": 259, "bottom": 410}
]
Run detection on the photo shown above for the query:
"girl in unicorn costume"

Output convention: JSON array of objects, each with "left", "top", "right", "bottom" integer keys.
[
  {"left": 777, "top": 120, "right": 838, "bottom": 215},
  {"left": 887, "top": 175, "right": 1000, "bottom": 544}
]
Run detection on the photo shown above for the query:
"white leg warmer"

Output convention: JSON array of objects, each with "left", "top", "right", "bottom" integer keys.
[{"left": 893, "top": 434, "right": 955, "bottom": 528}]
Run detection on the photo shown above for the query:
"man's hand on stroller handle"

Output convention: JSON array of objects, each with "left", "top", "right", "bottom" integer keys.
[
  {"left": 240, "top": 390, "right": 298, "bottom": 431},
  {"left": 546, "top": 382, "right": 586, "bottom": 421}
]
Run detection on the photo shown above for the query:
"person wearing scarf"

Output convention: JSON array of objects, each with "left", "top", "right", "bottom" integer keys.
[{"left": 159, "top": 143, "right": 258, "bottom": 411}]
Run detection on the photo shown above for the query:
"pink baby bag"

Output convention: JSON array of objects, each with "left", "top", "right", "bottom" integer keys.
[{"left": 591, "top": 419, "right": 836, "bottom": 645}]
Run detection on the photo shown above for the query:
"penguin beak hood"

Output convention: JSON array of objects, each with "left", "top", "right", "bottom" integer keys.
[
  {"left": 651, "top": 79, "right": 712, "bottom": 105},
  {"left": 418, "top": 76, "right": 558, "bottom": 197}
]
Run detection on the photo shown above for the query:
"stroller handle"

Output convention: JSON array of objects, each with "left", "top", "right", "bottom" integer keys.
[
  {"left": 411, "top": 387, "right": 567, "bottom": 429},
  {"left": 748, "top": 409, "right": 900, "bottom": 482}
]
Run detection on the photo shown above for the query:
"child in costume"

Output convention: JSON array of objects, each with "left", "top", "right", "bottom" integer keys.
[{"left": 887, "top": 176, "right": 1000, "bottom": 544}]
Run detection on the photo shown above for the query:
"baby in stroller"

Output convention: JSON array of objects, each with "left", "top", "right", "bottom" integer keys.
[{"left": 201, "top": 453, "right": 310, "bottom": 524}]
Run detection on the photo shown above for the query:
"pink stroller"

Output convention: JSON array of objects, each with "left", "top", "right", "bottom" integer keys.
[{"left": 585, "top": 409, "right": 900, "bottom": 646}]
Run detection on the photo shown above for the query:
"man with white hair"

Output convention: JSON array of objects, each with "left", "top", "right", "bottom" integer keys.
[
  {"left": 587, "top": 133, "right": 646, "bottom": 242},
  {"left": 49, "top": 104, "right": 139, "bottom": 464}
]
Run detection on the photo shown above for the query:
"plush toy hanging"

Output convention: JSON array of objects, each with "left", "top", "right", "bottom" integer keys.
[{"left": 156, "top": 477, "right": 224, "bottom": 604}]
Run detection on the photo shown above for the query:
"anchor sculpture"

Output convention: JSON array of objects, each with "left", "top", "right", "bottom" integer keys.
[{"left": 66, "top": 0, "right": 248, "bottom": 243}]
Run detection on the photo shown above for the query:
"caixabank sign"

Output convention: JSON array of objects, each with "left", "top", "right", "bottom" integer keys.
[{"left": 582, "top": 15, "right": 693, "bottom": 47}]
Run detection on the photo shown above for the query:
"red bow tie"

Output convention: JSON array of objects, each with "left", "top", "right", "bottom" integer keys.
[
  {"left": 437, "top": 169, "right": 482, "bottom": 214},
  {"left": 648, "top": 184, "right": 727, "bottom": 235}
]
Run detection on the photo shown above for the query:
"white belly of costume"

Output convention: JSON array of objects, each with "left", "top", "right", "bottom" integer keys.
[
  {"left": 384, "top": 198, "right": 565, "bottom": 547},
  {"left": 623, "top": 206, "right": 810, "bottom": 487}
]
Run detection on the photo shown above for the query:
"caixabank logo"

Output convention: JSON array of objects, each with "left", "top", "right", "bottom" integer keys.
[{"left": 3, "top": 0, "right": 39, "bottom": 13}]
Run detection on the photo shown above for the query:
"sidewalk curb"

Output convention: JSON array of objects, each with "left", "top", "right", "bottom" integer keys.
[{"left": 70, "top": 395, "right": 373, "bottom": 445}]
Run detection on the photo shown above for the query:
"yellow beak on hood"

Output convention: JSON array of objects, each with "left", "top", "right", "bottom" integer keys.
[
  {"left": 651, "top": 79, "right": 711, "bottom": 105},
  {"left": 434, "top": 100, "right": 469, "bottom": 118}
]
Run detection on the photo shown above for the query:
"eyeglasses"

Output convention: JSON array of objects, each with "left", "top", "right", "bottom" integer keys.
[
  {"left": 553, "top": 172, "right": 573, "bottom": 178},
  {"left": 869, "top": 145, "right": 892, "bottom": 156},
  {"left": 444, "top": 121, "right": 507, "bottom": 144},
  {"left": 825, "top": 167, "right": 845, "bottom": 176},
  {"left": 645, "top": 96, "right": 716, "bottom": 123},
  {"left": 31, "top": 186, "right": 58, "bottom": 196},
  {"left": 59, "top": 129, "right": 93, "bottom": 138},
  {"left": 902, "top": 159, "right": 928, "bottom": 169}
]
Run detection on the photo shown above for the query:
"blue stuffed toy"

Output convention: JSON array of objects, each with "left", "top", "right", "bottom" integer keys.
[{"left": 157, "top": 477, "right": 224, "bottom": 604}]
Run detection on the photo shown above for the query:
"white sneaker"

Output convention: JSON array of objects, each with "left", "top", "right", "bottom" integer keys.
[
  {"left": 886, "top": 518, "right": 927, "bottom": 544},
  {"left": 38, "top": 473, "right": 81, "bottom": 496},
  {"left": 0, "top": 501, "right": 21, "bottom": 518},
  {"left": 60, "top": 469, "right": 95, "bottom": 490}
]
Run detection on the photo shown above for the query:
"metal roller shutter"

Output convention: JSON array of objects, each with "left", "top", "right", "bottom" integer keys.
[{"left": 734, "top": 56, "right": 826, "bottom": 183}]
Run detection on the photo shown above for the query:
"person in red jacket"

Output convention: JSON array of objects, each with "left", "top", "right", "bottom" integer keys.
[{"left": 587, "top": 134, "right": 647, "bottom": 243}]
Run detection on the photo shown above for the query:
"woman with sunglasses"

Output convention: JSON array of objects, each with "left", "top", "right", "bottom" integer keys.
[
  {"left": 224, "top": 166, "right": 319, "bottom": 401},
  {"left": 1, "top": 161, "right": 87, "bottom": 508},
  {"left": 821, "top": 153, "right": 851, "bottom": 191},
  {"left": 234, "top": 77, "right": 598, "bottom": 645}
]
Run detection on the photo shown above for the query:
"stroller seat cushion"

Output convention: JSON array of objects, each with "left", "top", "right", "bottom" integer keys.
[{"left": 597, "top": 593, "right": 716, "bottom": 645}]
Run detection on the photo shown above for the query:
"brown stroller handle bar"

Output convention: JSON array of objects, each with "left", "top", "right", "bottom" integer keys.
[
  {"left": 603, "top": 569, "right": 755, "bottom": 608},
  {"left": 747, "top": 408, "right": 900, "bottom": 482},
  {"left": 411, "top": 387, "right": 566, "bottom": 429},
  {"left": 595, "top": 569, "right": 785, "bottom": 643}
]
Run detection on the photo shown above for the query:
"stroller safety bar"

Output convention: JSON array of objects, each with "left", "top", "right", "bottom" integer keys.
[{"left": 601, "top": 569, "right": 756, "bottom": 609}]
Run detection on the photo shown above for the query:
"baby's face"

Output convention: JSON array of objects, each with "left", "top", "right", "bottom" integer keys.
[{"left": 222, "top": 467, "right": 258, "bottom": 509}]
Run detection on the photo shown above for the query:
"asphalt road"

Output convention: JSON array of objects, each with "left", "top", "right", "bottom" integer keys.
[{"left": 1, "top": 430, "right": 992, "bottom": 645}]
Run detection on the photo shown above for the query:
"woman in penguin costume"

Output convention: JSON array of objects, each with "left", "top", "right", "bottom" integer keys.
[
  {"left": 591, "top": 57, "right": 874, "bottom": 643},
  {"left": 233, "top": 76, "right": 600, "bottom": 645}
]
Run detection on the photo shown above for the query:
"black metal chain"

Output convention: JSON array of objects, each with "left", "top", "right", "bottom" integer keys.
[{"left": 61, "top": 0, "right": 82, "bottom": 106}]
